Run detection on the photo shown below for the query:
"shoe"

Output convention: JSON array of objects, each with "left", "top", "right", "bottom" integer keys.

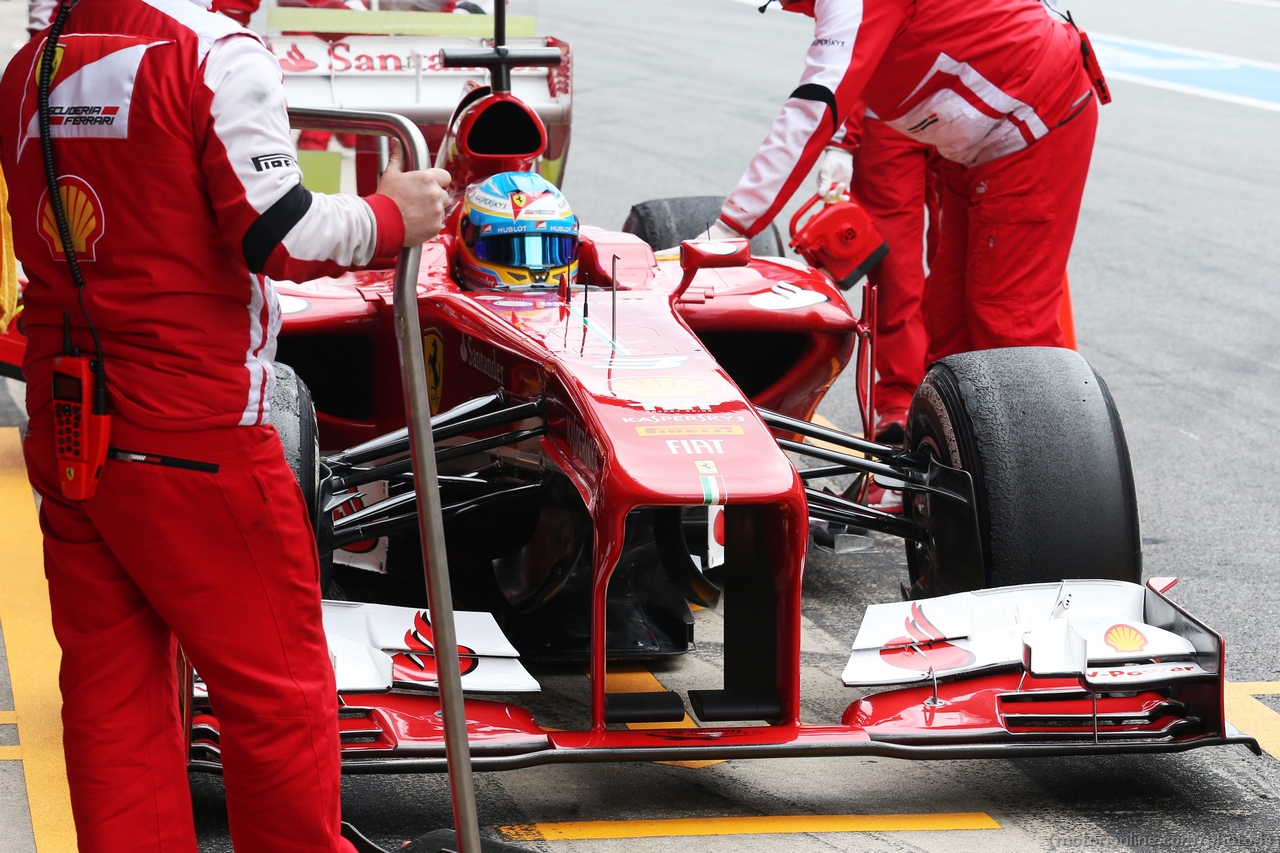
[
  {"left": 873, "top": 421, "right": 905, "bottom": 448},
  {"left": 341, "top": 823, "right": 390, "bottom": 853},
  {"left": 864, "top": 480, "right": 903, "bottom": 514}
]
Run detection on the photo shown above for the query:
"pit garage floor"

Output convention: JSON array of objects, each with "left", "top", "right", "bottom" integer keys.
[{"left": 7, "top": 0, "right": 1280, "bottom": 850}]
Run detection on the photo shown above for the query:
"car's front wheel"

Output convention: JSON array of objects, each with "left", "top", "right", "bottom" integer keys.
[{"left": 904, "top": 346, "right": 1142, "bottom": 596}]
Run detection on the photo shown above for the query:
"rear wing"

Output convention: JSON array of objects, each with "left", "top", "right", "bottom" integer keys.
[{"left": 260, "top": 4, "right": 572, "bottom": 180}]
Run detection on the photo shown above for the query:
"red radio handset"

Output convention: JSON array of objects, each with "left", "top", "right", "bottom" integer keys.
[
  {"left": 52, "top": 314, "right": 109, "bottom": 500},
  {"left": 41, "top": 0, "right": 111, "bottom": 500}
]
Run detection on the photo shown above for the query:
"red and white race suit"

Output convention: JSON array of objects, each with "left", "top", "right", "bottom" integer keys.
[
  {"left": 724, "top": 0, "right": 1096, "bottom": 359},
  {"left": 846, "top": 107, "right": 939, "bottom": 433},
  {"left": 3, "top": 0, "right": 404, "bottom": 431},
  {"left": 722, "top": 0, "right": 1090, "bottom": 236},
  {"left": 1, "top": 1, "right": 403, "bottom": 851},
  {"left": 27, "top": 0, "right": 57, "bottom": 38}
]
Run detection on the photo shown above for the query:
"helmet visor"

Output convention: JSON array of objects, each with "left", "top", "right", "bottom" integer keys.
[{"left": 473, "top": 234, "right": 579, "bottom": 269}]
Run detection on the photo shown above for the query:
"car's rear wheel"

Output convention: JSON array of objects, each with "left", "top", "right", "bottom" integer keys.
[
  {"left": 622, "top": 196, "right": 785, "bottom": 257},
  {"left": 904, "top": 346, "right": 1141, "bottom": 596}
]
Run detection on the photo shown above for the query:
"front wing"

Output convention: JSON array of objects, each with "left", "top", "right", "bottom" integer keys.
[{"left": 186, "top": 579, "right": 1258, "bottom": 773}]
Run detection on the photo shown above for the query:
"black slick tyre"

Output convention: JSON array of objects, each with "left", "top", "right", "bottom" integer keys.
[
  {"left": 904, "top": 346, "right": 1141, "bottom": 594},
  {"left": 622, "top": 196, "right": 785, "bottom": 257},
  {"left": 269, "top": 361, "right": 320, "bottom": 522}
]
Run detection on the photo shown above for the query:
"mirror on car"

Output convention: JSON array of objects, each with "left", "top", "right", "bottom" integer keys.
[{"left": 673, "top": 238, "right": 751, "bottom": 302}]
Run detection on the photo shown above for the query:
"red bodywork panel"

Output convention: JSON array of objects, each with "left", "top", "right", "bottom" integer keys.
[{"left": 272, "top": 228, "right": 851, "bottom": 730}]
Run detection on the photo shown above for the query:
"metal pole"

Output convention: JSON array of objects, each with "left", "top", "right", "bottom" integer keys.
[{"left": 288, "top": 107, "right": 482, "bottom": 853}]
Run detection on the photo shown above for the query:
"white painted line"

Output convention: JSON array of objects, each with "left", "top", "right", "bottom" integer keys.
[
  {"left": 1092, "top": 33, "right": 1280, "bottom": 112},
  {"left": 1104, "top": 72, "right": 1280, "bottom": 113}
]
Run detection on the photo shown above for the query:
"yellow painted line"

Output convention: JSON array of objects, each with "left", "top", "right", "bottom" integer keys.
[
  {"left": 585, "top": 663, "right": 724, "bottom": 768},
  {"left": 498, "top": 812, "right": 1001, "bottom": 841},
  {"left": 0, "top": 745, "right": 20, "bottom": 760},
  {"left": 1226, "top": 680, "right": 1280, "bottom": 760},
  {"left": 0, "top": 428, "right": 77, "bottom": 851},
  {"left": 1230, "top": 681, "right": 1280, "bottom": 695},
  {"left": 0, "top": 710, "right": 16, "bottom": 724},
  {"left": 805, "top": 414, "right": 862, "bottom": 456}
]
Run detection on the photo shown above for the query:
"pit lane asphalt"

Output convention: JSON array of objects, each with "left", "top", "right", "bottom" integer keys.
[{"left": 5, "top": 0, "right": 1280, "bottom": 850}]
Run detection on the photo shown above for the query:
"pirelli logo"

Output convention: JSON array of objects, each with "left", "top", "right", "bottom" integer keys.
[
  {"left": 635, "top": 425, "right": 745, "bottom": 437},
  {"left": 251, "top": 152, "right": 297, "bottom": 172},
  {"left": 46, "top": 105, "right": 119, "bottom": 126}
]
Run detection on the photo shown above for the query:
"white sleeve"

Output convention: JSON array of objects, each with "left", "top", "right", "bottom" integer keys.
[
  {"left": 28, "top": 0, "right": 58, "bottom": 38},
  {"left": 201, "top": 34, "right": 398, "bottom": 278}
]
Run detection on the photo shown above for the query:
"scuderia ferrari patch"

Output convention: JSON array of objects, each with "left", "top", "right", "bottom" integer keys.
[{"left": 17, "top": 34, "right": 171, "bottom": 160}]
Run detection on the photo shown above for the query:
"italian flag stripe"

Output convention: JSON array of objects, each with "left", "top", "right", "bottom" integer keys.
[{"left": 700, "top": 475, "right": 727, "bottom": 505}]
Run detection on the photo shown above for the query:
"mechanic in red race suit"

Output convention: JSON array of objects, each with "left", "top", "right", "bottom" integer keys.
[
  {"left": 0, "top": 0, "right": 449, "bottom": 849},
  {"left": 716, "top": 0, "right": 1101, "bottom": 365},
  {"left": 816, "top": 106, "right": 938, "bottom": 447}
]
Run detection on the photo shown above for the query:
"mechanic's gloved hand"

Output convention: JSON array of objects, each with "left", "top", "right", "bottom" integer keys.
[
  {"left": 816, "top": 146, "right": 853, "bottom": 203},
  {"left": 377, "top": 140, "right": 452, "bottom": 246},
  {"left": 695, "top": 218, "right": 745, "bottom": 243},
  {"left": 656, "top": 218, "right": 744, "bottom": 257}
]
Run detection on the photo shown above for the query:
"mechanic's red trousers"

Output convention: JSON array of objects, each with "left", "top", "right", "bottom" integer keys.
[
  {"left": 924, "top": 91, "right": 1098, "bottom": 362},
  {"left": 851, "top": 119, "right": 937, "bottom": 431},
  {"left": 23, "top": 406, "right": 355, "bottom": 853}
]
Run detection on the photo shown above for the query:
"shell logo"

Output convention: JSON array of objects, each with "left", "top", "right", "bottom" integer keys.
[
  {"left": 1104, "top": 623, "right": 1148, "bottom": 653},
  {"left": 39, "top": 176, "right": 104, "bottom": 262},
  {"left": 607, "top": 376, "right": 714, "bottom": 399}
]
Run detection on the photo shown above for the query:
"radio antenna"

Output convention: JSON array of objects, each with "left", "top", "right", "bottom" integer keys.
[{"left": 610, "top": 253, "right": 619, "bottom": 352}]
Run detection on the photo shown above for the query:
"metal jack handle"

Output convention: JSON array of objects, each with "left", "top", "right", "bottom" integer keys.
[{"left": 287, "top": 107, "right": 482, "bottom": 853}]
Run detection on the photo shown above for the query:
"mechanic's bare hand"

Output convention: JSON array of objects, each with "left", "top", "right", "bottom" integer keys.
[{"left": 377, "top": 140, "right": 452, "bottom": 246}]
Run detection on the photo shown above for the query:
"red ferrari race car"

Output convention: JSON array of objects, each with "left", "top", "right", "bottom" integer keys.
[{"left": 0, "top": 3, "right": 1257, "bottom": 778}]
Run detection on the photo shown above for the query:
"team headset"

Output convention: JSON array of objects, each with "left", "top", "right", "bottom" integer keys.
[{"left": 39, "top": 0, "right": 111, "bottom": 500}]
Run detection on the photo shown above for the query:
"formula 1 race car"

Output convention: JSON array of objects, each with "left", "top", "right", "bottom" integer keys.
[{"left": 2, "top": 2, "right": 1256, "bottom": 776}]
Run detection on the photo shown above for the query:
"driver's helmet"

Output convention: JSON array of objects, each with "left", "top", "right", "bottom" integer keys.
[{"left": 457, "top": 172, "right": 579, "bottom": 290}]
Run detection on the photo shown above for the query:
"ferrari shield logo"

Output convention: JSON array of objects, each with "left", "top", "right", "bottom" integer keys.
[
  {"left": 422, "top": 329, "right": 443, "bottom": 415},
  {"left": 509, "top": 190, "right": 548, "bottom": 219}
]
